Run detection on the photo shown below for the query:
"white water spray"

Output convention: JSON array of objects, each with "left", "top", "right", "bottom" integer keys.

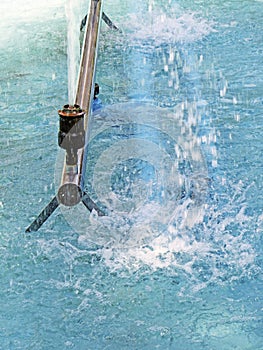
[{"left": 65, "top": 0, "right": 82, "bottom": 104}]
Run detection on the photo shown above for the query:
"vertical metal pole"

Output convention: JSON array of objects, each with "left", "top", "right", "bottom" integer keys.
[
  {"left": 58, "top": 0, "right": 103, "bottom": 206},
  {"left": 75, "top": 0, "right": 103, "bottom": 114},
  {"left": 26, "top": 0, "right": 104, "bottom": 232}
]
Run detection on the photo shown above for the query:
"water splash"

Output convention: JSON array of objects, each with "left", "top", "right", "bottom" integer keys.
[
  {"left": 55, "top": 101, "right": 208, "bottom": 244},
  {"left": 53, "top": 1, "right": 257, "bottom": 296},
  {"left": 123, "top": 8, "right": 215, "bottom": 46},
  {"left": 76, "top": 178, "right": 258, "bottom": 295}
]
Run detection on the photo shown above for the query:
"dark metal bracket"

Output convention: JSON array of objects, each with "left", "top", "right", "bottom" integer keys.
[
  {"left": 26, "top": 191, "right": 103, "bottom": 233},
  {"left": 81, "top": 11, "right": 121, "bottom": 32}
]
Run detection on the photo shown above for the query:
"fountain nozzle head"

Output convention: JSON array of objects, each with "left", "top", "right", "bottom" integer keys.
[{"left": 58, "top": 104, "right": 86, "bottom": 165}]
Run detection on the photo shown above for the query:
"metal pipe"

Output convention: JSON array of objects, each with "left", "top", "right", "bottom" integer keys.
[
  {"left": 58, "top": 0, "right": 103, "bottom": 206},
  {"left": 26, "top": 0, "right": 105, "bottom": 232}
]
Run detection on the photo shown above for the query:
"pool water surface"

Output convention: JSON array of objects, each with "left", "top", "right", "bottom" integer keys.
[{"left": 0, "top": 0, "right": 262, "bottom": 349}]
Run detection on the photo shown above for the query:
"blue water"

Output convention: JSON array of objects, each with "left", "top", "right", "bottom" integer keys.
[{"left": 0, "top": 0, "right": 263, "bottom": 349}]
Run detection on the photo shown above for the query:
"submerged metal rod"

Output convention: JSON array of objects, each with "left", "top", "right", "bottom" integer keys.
[
  {"left": 58, "top": 0, "right": 103, "bottom": 207},
  {"left": 26, "top": 196, "right": 59, "bottom": 233}
]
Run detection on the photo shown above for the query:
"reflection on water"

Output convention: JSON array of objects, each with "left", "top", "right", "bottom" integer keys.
[{"left": 0, "top": 0, "right": 262, "bottom": 349}]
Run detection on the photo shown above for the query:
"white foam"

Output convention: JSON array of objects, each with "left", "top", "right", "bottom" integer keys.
[{"left": 124, "top": 10, "right": 215, "bottom": 45}]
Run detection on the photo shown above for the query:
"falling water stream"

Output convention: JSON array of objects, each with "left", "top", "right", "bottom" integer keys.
[{"left": 0, "top": 0, "right": 262, "bottom": 349}]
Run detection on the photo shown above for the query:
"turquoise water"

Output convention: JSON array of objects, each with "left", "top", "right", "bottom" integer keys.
[{"left": 1, "top": 0, "right": 263, "bottom": 349}]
